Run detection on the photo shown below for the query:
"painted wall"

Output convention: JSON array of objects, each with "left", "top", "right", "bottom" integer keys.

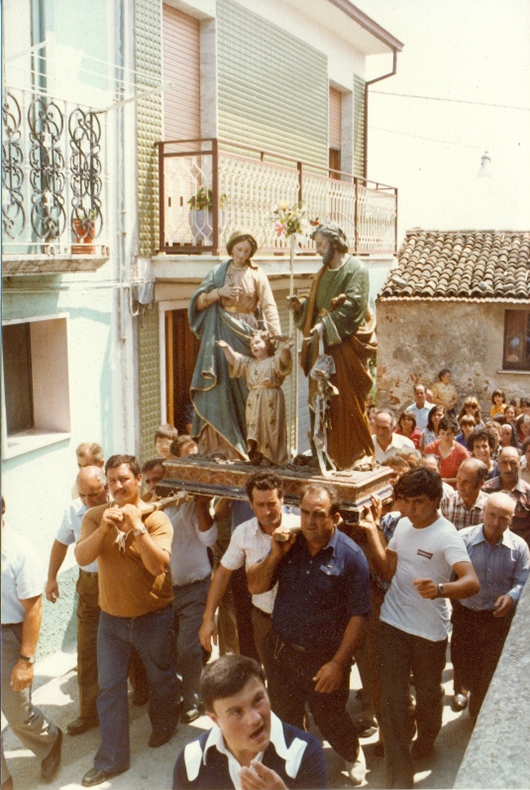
[{"left": 376, "top": 299, "right": 530, "bottom": 414}]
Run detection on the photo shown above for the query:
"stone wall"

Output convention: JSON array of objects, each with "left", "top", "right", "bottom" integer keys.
[
  {"left": 375, "top": 300, "right": 530, "bottom": 415},
  {"left": 454, "top": 578, "right": 530, "bottom": 789}
]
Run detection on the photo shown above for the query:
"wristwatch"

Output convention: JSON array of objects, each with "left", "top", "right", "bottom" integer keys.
[
  {"left": 436, "top": 583, "right": 446, "bottom": 598},
  {"left": 19, "top": 654, "right": 35, "bottom": 664},
  {"left": 133, "top": 524, "right": 148, "bottom": 537}
]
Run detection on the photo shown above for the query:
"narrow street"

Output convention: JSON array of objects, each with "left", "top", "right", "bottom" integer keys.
[{"left": 2, "top": 644, "right": 474, "bottom": 789}]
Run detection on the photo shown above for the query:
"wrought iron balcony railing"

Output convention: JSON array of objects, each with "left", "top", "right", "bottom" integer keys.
[
  {"left": 157, "top": 138, "right": 397, "bottom": 256},
  {"left": 2, "top": 87, "right": 108, "bottom": 257}
]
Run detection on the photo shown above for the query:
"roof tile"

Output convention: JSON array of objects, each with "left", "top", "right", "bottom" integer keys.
[{"left": 380, "top": 230, "right": 530, "bottom": 301}]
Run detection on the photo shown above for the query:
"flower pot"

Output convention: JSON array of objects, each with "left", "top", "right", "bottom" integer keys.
[
  {"left": 189, "top": 210, "right": 226, "bottom": 245},
  {"left": 72, "top": 218, "right": 95, "bottom": 254}
]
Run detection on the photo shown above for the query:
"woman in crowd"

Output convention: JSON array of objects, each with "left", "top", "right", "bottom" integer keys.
[
  {"left": 504, "top": 403, "right": 517, "bottom": 425},
  {"left": 420, "top": 405, "right": 446, "bottom": 451},
  {"left": 424, "top": 415, "right": 470, "bottom": 487},
  {"left": 432, "top": 369, "right": 458, "bottom": 415},
  {"left": 188, "top": 231, "right": 281, "bottom": 460},
  {"left": 455, "top": 415, "right": 476, "bottom": 447},
  {"left": 394, "top": 411, "right": 422, "bottom": 449},
  {"left": 499, "top": 422, "right": 520, "bottom": 451},
  {"left": 515, "top": 413, "right": 530, "bottom": 446},
  {"left": 457, "top": 396, "right": 484, "bottom": 429},
  {"left": 490, "top": 388, "right": 506, "bottom": 418}
]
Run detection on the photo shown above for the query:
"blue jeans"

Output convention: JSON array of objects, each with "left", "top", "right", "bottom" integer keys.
[
  {"left": 95, "top": 606, "right": 180, "bottom": 773},
  {"left": 172, "top": 577, "right": 210, "bottom": 709}
]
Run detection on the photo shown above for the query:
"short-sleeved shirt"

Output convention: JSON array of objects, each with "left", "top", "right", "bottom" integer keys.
[
  {"left": 167, "top": 499, "right": 217, "bottom": 586},
  {"left": 424, "top": 439, "right": 470, "bottom": 481},
  {"left": 372, "top": 433, "right": 415, "bottom": 464},
  {"left": 272, "top": 528, "right": 370, "bottom": 654},
  {"left": 2, "top": 528, "right": 45, "bottom": 624},
  {"left": 407, "top": 401, "right": 435, "bottom": 431},
  {"left": 381, "top": 515, "right": 471, "bottom": 641},
  {"left": 221, "top": 514, "right": 300, "bottom": 614},
  {"left": 440, "top": 489, "right": 490, "bottom": 530},
  {"left": 56, "top": 497, "right": 98, "bottom": 574},
  {"left": 79, "top": 503, "right": 174, "bottom": 618}
]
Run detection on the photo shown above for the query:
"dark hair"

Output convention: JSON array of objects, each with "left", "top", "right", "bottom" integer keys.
[
  {"left": 509, "top": 397, "right": 521, "bottom": 409},
  {"left": 491, "top": 388, "right": 506, "bottom": 404},
  {"left": 105, "top": 454, "right": 141, "bottom": 477},
  {"left": 393, "top": 468, "right": 443, "bottom": 502},
  {"left": 459, "top": 415, "right": 476, "bottom": 429},
  {"left": 500, "top": 422, "right": 519, "bottom": 449},
  {"left": 521, "top": 397, "right": 530, "bottom": 409},
  {"left": 398, "top": 410, "right": 417, "bottom": 431},
  {"left": 201, "top": 655, "right": 265, "bottom": 712},
  {"left": 521, "top": 437, "right": 530, "bottom": 454},
  {"left": 142, "top": 458, "right": 165, "bottom": 474},
  {"left": 154, "top": 424, "right": 179, "bottom": 442},
  {"left": 493, "top": 414, "right": 506, "bottom": 425},
  {"left": 300, "top": 483, "right": 341, "bottom": 515},
  {"left": 466, "top": 427, "right": 497, "bottom": 453},
  {"left": 458, "top": 397, "right": 482, "bottom": 424},
  {"left": 426, "top": 405, "right": 446, "bottom": 432},
  {"left": 246, "top": 471, "right": 284, "bottom": 501},
  {"left": 439, "top": 416, "right": 459, "bottom": 434},
  {"left": 438, "top": 368, "right": 451, "bottom": 381}
]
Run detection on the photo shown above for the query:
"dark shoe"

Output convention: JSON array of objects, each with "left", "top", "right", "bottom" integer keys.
[
  {"left": 132, "top": 688, "right": 149, "bottom": 706},
  {"left": 355, "top": 718, "right": 378, "bottom": 738},
  {"left": 82, "top": 768, "right": 126, "bottom": 787},
  {"left": 180, "top": 707, "right": 200, "bottom": 724},
  {"left": 452, "top": 693, "right": 468, "bottom": 712},
  {"left": 41, "top": 728, "right": 63, "bottom": 782},
  {"left": 411, "top": 739, "right": 434, "bottom": 760},
  {"left": 148, "top": 726, "right": 177, "bottom": 748},
  {"left": 67, "top": 716, "right": 99, "bottom": 736}
]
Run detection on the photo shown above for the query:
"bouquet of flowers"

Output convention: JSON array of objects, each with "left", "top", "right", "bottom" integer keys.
[{"left": 272, "top": 202, "right": 310, "bottom": 238}]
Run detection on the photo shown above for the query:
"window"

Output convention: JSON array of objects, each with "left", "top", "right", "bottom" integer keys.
[
  {"left": 503, "top": 310, "right": 530, "bottom": 371},
  {"left": 2, "top": 316, "right": 71, "bottom": 456}
]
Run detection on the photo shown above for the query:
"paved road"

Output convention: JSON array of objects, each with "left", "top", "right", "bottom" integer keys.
[{"left": 2, "top": 645, "right": 474, "bottom": 789}]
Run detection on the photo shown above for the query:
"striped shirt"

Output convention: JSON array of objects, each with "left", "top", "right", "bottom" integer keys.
[{"left": 440, "top": 489, "right": 490, "bottom": 530}]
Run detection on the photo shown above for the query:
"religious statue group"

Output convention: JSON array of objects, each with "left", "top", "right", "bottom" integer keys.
[{"left": 188, "top": 223, "right": 377, "bottom": 472}]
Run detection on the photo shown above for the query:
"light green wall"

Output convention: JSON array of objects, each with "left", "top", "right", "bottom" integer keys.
[
  {"left": 217, "top": 0, "right": 328, "bottom": 165},
  {"left": 135, "top": 0, "right": 163, "bottom": 462}
]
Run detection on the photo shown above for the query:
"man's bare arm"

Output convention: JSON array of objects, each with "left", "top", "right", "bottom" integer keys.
[
  {"left": 75, "top": 508, "right": 115, "bottom": 566},
  {"left": 11, "top": 595, "right": 42, "bottom": 691},
  {"left": 357, "top": 509, "right": 397, "bottom": 580},
  {"left": 199, "top": 564, "right": 233, "bottom": 652},
  {"left": 45, "top": 540, "right": 68, "bottom": 602},
  {"left": 246, "top": 537, "right": 293, "bottom": 594},
  {"left": 414, "top": 560, "right": 480, "bottom": 600}
]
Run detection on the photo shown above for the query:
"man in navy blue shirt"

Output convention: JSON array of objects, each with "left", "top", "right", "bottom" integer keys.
[
  {"left": 173, "top": 655, "right": 326, "bottom": 789},
  {"left": 247, "top": 483, "right": 370, "bottom": 786}
]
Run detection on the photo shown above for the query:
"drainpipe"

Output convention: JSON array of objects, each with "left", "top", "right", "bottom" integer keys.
[{"left": 363, "top": 49, "right": 398, "bottom": 178}]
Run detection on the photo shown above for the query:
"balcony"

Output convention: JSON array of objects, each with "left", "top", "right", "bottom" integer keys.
[
  {"left": 2, "top": 87, "right": 109, "bottom": 275},
  {"left": 157, "top": 138, "right": 397, "bottom": 258}
]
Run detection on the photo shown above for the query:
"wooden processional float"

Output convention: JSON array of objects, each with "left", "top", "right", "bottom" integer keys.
[{"left": 155, "top": 456, "right": 393, "bottom": 526}]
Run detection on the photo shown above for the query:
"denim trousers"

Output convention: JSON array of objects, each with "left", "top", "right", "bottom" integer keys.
[
  {"left": 94, "top": 605, "right": 180, "bottom": 773},
  {"left": 172, "top": 576, "right": 210, "bottom": 709}
]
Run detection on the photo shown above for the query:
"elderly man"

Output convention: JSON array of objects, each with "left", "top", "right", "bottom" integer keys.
[
  {"left": 407, "top": 384, "right": 434, "bottom": 431},
  {"left": 76, "top": 455, "right": 180, "bottom": 787},
  {"left": 172, "top": 655, "right": 327, "bottom": 789},
  {"left": 483, "top": 446, "right": 530, "bottom": 546},
  {"left": 248, "top": 483, "right": 371, "bottom": 786},
  {"left": 45, "top": 467, "right": 109, "bottom": 736},
  {"left": 2, "top": 498, "right": 63, "bottom": 787},
  {"left": 372, "top": 410, "right": 414, "bottom": 465},
  {"left": 441, "top": 458, "right": 490, "bottom": 531},
  {"left": 287, "top": 222, "right": 375, "bottom": 469},
  {"left": 451, "top": 493, "right": 529, "bottom": 718},
  {"left": 199, "top": 472, "right": 299, "bottom": 664},
  {"left": 360, "top": 468, "right": 479, "bottom": 789}
]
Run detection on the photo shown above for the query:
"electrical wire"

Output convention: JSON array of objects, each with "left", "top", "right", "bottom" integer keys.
[
  {"left": 369, "top": 125, "right": 481, "bottom": 148},
  {"left": 371, "top": 90, "right": 530, "bottom": 112}
]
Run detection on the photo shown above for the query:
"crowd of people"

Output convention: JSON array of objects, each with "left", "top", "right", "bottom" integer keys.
[{"left": 2, "top": 219, "right": 530, "bottom": 790}]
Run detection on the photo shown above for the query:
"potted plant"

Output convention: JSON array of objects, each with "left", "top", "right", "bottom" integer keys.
[
  {"left": 72, "top": 209, "right": 97, "bottom": 254},
  {"left": 188, "top": 187, "right": 227, "bottom": 244}
]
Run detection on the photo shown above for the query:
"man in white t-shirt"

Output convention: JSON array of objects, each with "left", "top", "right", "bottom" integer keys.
[
  {"left": 372, "top": 410, "right": 415, "bottom": 465},
  {"left": 360, "top": 468, "right": 479, "bottom": 789},
  {"left": 199, "top": 471, "right": 299, "bottom": 664},
  {"left": 407, "top": 384, "right": 435, "bottom": 431}
]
